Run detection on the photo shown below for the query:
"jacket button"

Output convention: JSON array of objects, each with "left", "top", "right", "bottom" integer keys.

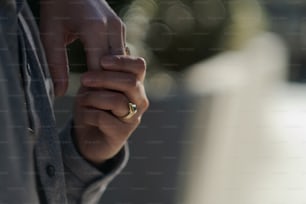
[{"left": 46, "top": 164, "right": 55, "bottom": 178}]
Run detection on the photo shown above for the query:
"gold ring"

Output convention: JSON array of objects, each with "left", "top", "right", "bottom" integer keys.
[{"left": 121, "top": 102, "right": 137, "bottom": 120}]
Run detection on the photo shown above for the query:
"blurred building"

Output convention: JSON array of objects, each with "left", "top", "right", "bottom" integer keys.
[{"left": 259, "top": 0, "right": 306, "bottom": 82}]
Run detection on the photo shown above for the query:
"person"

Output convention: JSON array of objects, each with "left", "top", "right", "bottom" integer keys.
[{"left": 0, "top": 0, "right": 149, "bottom": 203}]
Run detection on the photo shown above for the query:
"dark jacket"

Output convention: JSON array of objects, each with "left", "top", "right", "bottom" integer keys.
[{"left": 0, "top": 0, "right": 128, "bottom": 203}]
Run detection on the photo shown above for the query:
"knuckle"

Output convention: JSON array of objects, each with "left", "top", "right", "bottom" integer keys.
[
  {"left": 107, "top": 15, "right": 123, "bottom": 30},
  {"left": 121, "top": 23, "right": 126, "bottom": 34},
  {"left": 135, "top": 57, "right": 147, "bottom": 74},
  {"left": 142, "top": 97, "right": 150, "bottom": 111},
  {"left": 134, "top": 116, "right": 142, "bottom": 125},
  {"left": 137, "top": 57, "right": 147, "bottom": 68},
  {"left": 86, "top": 19, "right": 107, "bottom": 31}
]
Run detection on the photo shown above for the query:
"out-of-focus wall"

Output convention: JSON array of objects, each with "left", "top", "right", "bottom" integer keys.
[
  {"left": 180, "top": 33, "right": 287, "bottom": 204},
  {"left": 260, "top": 0, "right": 306, "bottom": 82}
]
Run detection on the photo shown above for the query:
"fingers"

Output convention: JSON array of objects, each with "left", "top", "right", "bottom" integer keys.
[
  {"left": 79, "top": 24, "right": 109, "bottom": 71},
  {"left": 98, "top": 3, "right": 126, "bottom": 55},
  {"left": 81, "top": 71, "right": 137, "bottom": 92},
  {"left": 78, "top": 107, "right": 136, "bottom": 143},
  {"left": 80, "top": 70, "right": 148, "bottom": 111},
  {"left": 40, "top": 30, "right": 69, "bottom": 97},
  {"left": 108, "top": 16, "right": 126, "bottom": 55},
  {"left": 80, "top": 14, "right": 125, "bottom": 70},
  {"left": 76, "top": 86, "right": 142, "bottom": 129},
  {"left": 100, "top": 55, "right": 147, "bottom": 81},
  {"left": 81, "top": 55, "right": 148, "bottom": 117},
  {"left": 77, "top": 89, "right": 130, "bottom": 118}
]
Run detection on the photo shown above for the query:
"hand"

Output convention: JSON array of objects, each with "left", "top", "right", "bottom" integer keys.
[
  {"left": 40, "top": 0, "right": 125, "bottom": 96},
  {"left": 73, "top": 55, "right": 149, "bottom": 165}
]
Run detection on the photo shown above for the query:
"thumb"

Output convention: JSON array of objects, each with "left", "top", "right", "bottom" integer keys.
[{"left": 40, "top": 31, "right": 69, "bottom": 97}]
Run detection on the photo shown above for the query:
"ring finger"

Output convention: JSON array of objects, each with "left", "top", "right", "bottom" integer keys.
[{"left": 78, "top": 89, "right": 136, "bottom": 119}]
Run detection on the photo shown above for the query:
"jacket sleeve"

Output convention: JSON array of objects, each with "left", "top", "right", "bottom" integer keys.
[
  {"left": 59, "top": 120, "right": 129, "bottom": 204},
  {"left": 0, "top": 1, "right": 39, "bottom": 202}
]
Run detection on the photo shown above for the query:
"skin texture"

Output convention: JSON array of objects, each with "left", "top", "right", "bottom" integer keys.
[{"left": 40, "top": 0, "right": 149, "bottom": 165}]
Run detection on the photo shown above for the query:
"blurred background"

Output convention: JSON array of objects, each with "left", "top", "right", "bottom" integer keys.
[{"left": 52, "top": 0, "right": 306, "bottom": 203}]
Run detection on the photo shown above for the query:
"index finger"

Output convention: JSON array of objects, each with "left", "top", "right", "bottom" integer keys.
[
  {"left": 80, "top": 25, "right": 109, "bottom": 71},
  {"left": 107, "top": 15, "right": 126, "bottom": 55}
]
